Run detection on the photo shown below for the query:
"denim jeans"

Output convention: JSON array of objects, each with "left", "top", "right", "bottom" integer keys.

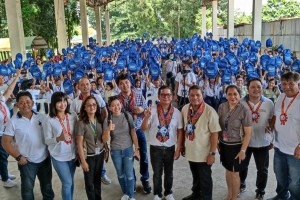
[
  {"left": 101, "top": 163, "right": 107, "bottom": 177},
  {"left": 189, "top": 161, "right": 213, "bottom": 200},
  {"left": 18, "top": 156, "right": 54, "bottom": 200},
  {"left": 51, "top": 157, "right": 76, "bottom": 200},
  {"left": 0, "top": 136, "right": 9, "bottom": 182},
  {"left": 84, "top": 152, "right": 104, "bottom": 200},
  {"left": 273, "top": 148, "right": 300, "bottom": 199},
  {"left": 111, "top": 146, "right": 135, "bottom": 198},
  {"left": 240, "top": 146, "right": 269, "bottom": 195},
  {"left": 150, "top": 145, "right": 175, "bottom": 198},
  {"left": 134, "top": 128, "right": 149, "bottom": 182}
]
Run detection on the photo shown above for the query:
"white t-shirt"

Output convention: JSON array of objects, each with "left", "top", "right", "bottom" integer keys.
[
  {"left": 146, "top": 106, "right": 183, "bottom": 147},
  {"left": 4, "top": 112, "right": 48, "bottom": 163},
  {"left": 175, "top": 72, "right": 196, "bottom": 97},
  {"left": 241, "top": 97, "right": 274, "bottom": 148},
  {"left": 146, "top": 84, "right": 159, "bottom": 107},
  {"left": 204, "top": 82, "right": 221, "bottom": 98},
  {"left": 70, "top": 93, "right": 106, "bottom": 115},
  {"left": 274, "top": 93, "right": 300, "bottom": 155},
  {"left": 0, "top": 96, "right": 10, "bottom": 136},
  {"left": 165, "top": 60, "right": 177, "bottom": 77},
  {"left": 44, "top": 113, "right": 77, "bottom": 161}
]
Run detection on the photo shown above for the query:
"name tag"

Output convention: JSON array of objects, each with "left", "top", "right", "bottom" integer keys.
[{"left": 95, "top": 147, "right": 100, "bottom": 155}]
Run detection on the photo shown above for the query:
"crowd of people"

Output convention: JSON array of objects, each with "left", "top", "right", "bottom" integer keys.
[{"left": 0, "top": 33, "right": 299, "bottom": 200}]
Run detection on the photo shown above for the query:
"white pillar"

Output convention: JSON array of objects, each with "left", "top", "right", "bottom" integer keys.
[
  {"left": 54, "top": 0, "right": 68, "bottom": 52},
  {"left": 79, "top": 0, "right": 88, "bottom": 46},
  {"left": 201, "top": 5, "right": 206, "bottom": 38},
  {"left": 105, "top": 5, "right": 111, "bottom": 46},
  {"left": 212, "top": 0, "right": 218, "bottom": 40},
  {"left": 5, "top": 0, "right": 26, "bottom": 60},
  {"left": 227, "top": 0, "right": 234, "bottom": 38},
  {"left": 252, "top": 0, "right": 262, "bottom": 41},
  {"left": 94, "top": 6, "right": 102, "bottom": 46}
]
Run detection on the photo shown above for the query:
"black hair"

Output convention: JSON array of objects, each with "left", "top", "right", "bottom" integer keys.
[
  {"left": 281, "top": 71, "right": 300, "bottom": 83},
  {"left": 16, "top": 91, "right": 33, "bottom": 102},
  {"left": 116, "top": 74, "right": 130, "bottom": 85},
  {"left": 79, "top": 95, "right": 104, "bottom": 124},
  {"left": 247, "top": 78, "right": 262, "bottom": 88},
  {"left": 158, "top": 85, "right": 170, "bottom": 95},
  {"left": 225, "top": 85, "right": 241, "bottom": 97},
  {"left": 188, "top": 85, "right": 202, "bottom": 94},
  {"left": 106, "top": 82, "right": 113, "bottom": 89},
  {"left": 49, "top": 92, "right": 70, "bottom": 118}
]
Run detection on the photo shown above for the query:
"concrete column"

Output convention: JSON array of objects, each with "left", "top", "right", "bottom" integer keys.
[
  {"left": 5, "top": 0, "right": 26, "bottom": 60},
  {"left": 79, "top": 0, "right": 88, "bottom": 46},
  {"left": 54, "top": 0, "right": 68, "bottom": 52},
  {"left": 252, "top": 0, "right": 262, "bottom": 41},
  {"left": 227, "top": 0, "right": 234, "bottom": 38},
  {"left": 201, "top": 5, "right": 206, "bottom": 38},
  {"left": 212, "top": 0, "right": 218, "bottom": 40},
  {"left": 94, "top": 6, "right": 102, "bottom": 46},
  {"left": 105, "top": 5, "right": 111, "bottom": 46}
]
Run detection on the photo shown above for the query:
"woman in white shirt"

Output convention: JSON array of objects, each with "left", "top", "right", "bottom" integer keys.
[{"left": 44, "top": 92, "right": 77, "bottom": 200}]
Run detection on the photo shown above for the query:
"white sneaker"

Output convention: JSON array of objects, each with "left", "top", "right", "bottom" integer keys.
[
  {"left": 0, "top": 174, "right": 16, "bottom": 180},
  {"left": 101, "top": 175, "right": 112, "bottom": 185},
  {"left": 129, "top": 198, "right": 136, "bottom": 200},
  {"left": 3, "top": 179, "right": 17, "bottom": 188},
  {"left": 153, "top": 195, "right": 162, "bottom": 200},
  {"left": 121, "top": 195, "right": 129, "bottom": 200},
  {"left": 165, "top": 194, "right": 175, "bottom": 200}
]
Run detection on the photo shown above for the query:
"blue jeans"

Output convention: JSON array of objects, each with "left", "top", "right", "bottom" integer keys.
[
  {"left": 134, "top": 128, "right": 149, "bottom": 182},
  {"left": 0, "top": 136, "right": 9, "bottom": 182},
  {"left": 274, "top": 148, "right": 300, "bottom": 199},
  {"left": 51, "top": 157, "right": 76, "bottom": 200},
  {"left": 101, "top": 163, "right": 106, "bottom": 177},
  {"left": 111, "top": 147, "right": 135, "bottom": 198},
  {"left": 18, "top": 156, "right": 54, "bottom": 200}
]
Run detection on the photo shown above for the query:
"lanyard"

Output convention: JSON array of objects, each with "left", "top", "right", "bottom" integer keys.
[
  {"left": 246, "top": 100, "right": 263, "bottom": 123},
  {"left": 57, "top": 114, "right": 70, "bottom": 134},
  {"left": 89, "top": 118, "right": 98, "bottom": 144}
]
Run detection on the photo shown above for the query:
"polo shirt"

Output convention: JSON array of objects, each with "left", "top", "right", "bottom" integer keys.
[
  {"left": 4, "top": 112, "right": 48, "bottom": 163},
  {"left": 70, "top": 93, "right": 106, "bottom": 115}
]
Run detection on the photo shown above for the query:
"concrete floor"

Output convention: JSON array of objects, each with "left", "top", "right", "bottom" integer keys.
[{"left": 0, "top": 147, "right": 278, "bottom": 200}]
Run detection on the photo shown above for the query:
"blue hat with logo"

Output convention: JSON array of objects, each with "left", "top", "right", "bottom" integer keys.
[{"left": 63, "top": 78, "right": 74, "bottom": 95}]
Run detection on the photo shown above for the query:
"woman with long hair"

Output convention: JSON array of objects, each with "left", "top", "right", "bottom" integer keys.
[
  {"left": 76, "top": 95, "right": 106, "bottom": 200},
  {"left": 44, "top": 92, "right": 77, "bottom": 200},
  {"left": 263, "top": 78, "right": 281, "bottom": 103},
  {"left": 218, "top": 85, "right": 252, "bottom": 200},
  {"left": 102, "top": 96, "right": 140, "bottom": 200}
]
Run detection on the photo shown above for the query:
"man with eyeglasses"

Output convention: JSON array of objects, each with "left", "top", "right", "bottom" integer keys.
[
  {"left": 181, "top": 85, "right": 221, "bottom": 200},
  {"left": 116, "top": 74, "right": 152, "bottom": 194},
  {"left": 141, "top": 85, "right": 183, "bottom": 200},
  {"left": 268, "top": 72, "right": 300, "bottom": 200},
  {"left": 70, "top": 77, "right": 111, "bottom": 185},
  {"left": 2, "top": 91, "right": 54, "bottom": 199}
]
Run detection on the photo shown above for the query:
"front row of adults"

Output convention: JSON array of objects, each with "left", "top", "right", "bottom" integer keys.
[{"left": 1, "top": 71, "right": 300, "bottom": 200}]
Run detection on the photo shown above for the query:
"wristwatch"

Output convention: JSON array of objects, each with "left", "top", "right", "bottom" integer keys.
[
  {"left": 209, "top": 152, "right": 216, "bottom": 156},
  {"left": 15, "top": 155, "right": 22, "bottom": 161}
]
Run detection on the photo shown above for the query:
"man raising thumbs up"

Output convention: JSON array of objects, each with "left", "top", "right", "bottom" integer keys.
[{"left": 142, "top": 85, "right": 183, "bottom": 200}]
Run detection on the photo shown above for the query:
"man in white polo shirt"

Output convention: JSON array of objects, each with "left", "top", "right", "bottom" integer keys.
[
  {"left": 2, "top": 91, "right": 54, "bottom": 200},
  {"left": 239, "top": 78, "right": 274, "bottom": 200},
  {"left": 69, "top": 77, "right": 111, "bottom": 184},
  {"left": 142, "top": 85, "right": 183, "bottom": 200}
]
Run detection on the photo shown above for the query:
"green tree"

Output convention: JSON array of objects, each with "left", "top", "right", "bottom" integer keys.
[{"left": 65, "top": 0, "right": 80, "bottom": 46}]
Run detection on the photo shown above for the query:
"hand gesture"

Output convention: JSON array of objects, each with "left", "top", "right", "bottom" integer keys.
[
  {"left": 108, "top": 120, "right": 115, "bottom": 131},
  {"left": 235, "top": 150, "right": 246, "bottom": 164},
  {"left": 56, "top": 132, "right": 66, "bottom": 142},
  {"left": 144, "top": 105, "right": 152, "bottom": 118}
]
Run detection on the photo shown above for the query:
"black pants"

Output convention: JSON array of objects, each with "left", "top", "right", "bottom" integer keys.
[
  {"left": 239, "top": 146, "right": 269, "bottom": 195},
  {"left": 150, "top": 145, "right": 175, "bottom": 198},
  {"left": 189, "top": 161, "right": 212, "bottom": 200},
  {"left": 166, "top": 76, "right": 175, "bottom": 92},
  {"left": 177, "top": 95, "right": 189, "bottom": 111},
  {"left": 204, "top": 96, "right": 219, "bottom": 111},
  {"left": 84, "top": 152, "right": 105, "bottom": 200}
]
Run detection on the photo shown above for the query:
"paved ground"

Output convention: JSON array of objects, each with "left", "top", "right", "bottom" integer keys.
[{"left": 0, "top": 146, "right": 277, "bottom": 200}]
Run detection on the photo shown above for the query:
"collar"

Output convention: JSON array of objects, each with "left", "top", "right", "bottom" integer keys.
[
  {"left": 17, "top": 110, "right": 37, "bottom": 118},
  {"left": 244, "top": 95, "right": 266, "bottom": 103}
]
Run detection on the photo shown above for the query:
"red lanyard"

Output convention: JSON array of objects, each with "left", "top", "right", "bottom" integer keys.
[
  {"left": 246, "top": 100, "right": 263, "bottom": 123},
  {"left": 0, "top": 102, "right": 7, "bottom": 124},
  {"left": 57, "top": 114, "right": 72, "bottom": 144},
  {"left": 280, "top": 92, "right": 299, "bottom": 125}
]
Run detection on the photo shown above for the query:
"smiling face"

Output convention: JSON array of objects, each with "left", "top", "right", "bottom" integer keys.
[
  {"left": 17, "top": 96, "right": 34, "bottom": 115},
  {"left": 226, "top": 87, "right": 241, "bottom": 106},
  {"left": 118, "top": 79, "right": 131, "bottom": 94},
  {"left": 84, "top": 98, "right": 98, "bottom": 115},
  {"left": 55, "top": 99, "right": 68, "bottom": 114},
  {"left": 109, "top": 99, "right": 122, "bottom": 115},
  {"left": 248, "top": 80, "right": 262, "bottom": 99},
  {"left": 158, "top": 88, "right": 172, "bottom": 106},
  {"left": 281, "top": 79, "right": 298, "bottom": 97},
  {"left": 188, "top": 89, "right": 203, "bottom": 107},
  {"left": 79, "top": 78, "right": 91, "bottom": 94}
]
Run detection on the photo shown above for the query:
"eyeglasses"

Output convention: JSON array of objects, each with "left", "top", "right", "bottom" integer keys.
[
  {"left": 18, "top": 101, "right": 32, "bottom": 106},
  {"left": 160, "top": 93, "right": 172, "bottom": 98},
  {"left": 85, "top": 103, "right": 97, "bottom": 108}
]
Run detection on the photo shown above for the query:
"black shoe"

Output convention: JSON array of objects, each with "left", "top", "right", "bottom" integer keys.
[
  {"left": 255, "top": 193, "right": 264, "bottom": 200},
  {"left": 240, "top": 185, "right": 246, "bottom": 193},
  {"left": 142, "top": 180, "right": 152, "bottom": 194},
  {"left": 182, "top": 193, "right": 199, "bottom": 200}
]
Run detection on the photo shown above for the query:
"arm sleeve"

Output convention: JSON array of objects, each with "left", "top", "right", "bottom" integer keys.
[
  {"left": 43, "top": 117, "right": 58, "bottom": 146},
  {"left": 3, "top": 119, "right": 15, "bottom": 136}
]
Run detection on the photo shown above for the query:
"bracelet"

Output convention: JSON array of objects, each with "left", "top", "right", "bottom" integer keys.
[
  {"left": 240, "top": 149, "right": 246, "bottom": 153},
  {"left": 15, "top": 154, "right": 22, "bottom": 161},
  {"left": 135, "top": 147, "right": 140, "bottom": 151}
]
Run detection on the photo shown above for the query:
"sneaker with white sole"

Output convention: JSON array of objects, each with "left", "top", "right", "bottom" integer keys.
[
  {"left": 3, "top": 179, "right": 17, "bottom": 188},
  {"left": 129, "top": 198, "right": 136, "bottom": 200},
  {"left": 153, "top": 195, "right": 162, "bottom": 200},
  {"left": 0, "top": 174, "right": 16, "bottom": 181},
  {"left": 165, "top": 194, "right": 175, "bottom": 200},
  {"left": 121, "top": 194, "right": 129, "bottom": 200},
  {"left": 101, "top": 175, "right": 111, "bottom": 185}
]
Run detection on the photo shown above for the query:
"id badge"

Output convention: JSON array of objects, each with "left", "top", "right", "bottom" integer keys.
[
  {"left": 95, "top": 147, "right": 100, "bottom": 155},
  {"left": 222, "top": 131, "right": 229, "bottom": 141}
]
